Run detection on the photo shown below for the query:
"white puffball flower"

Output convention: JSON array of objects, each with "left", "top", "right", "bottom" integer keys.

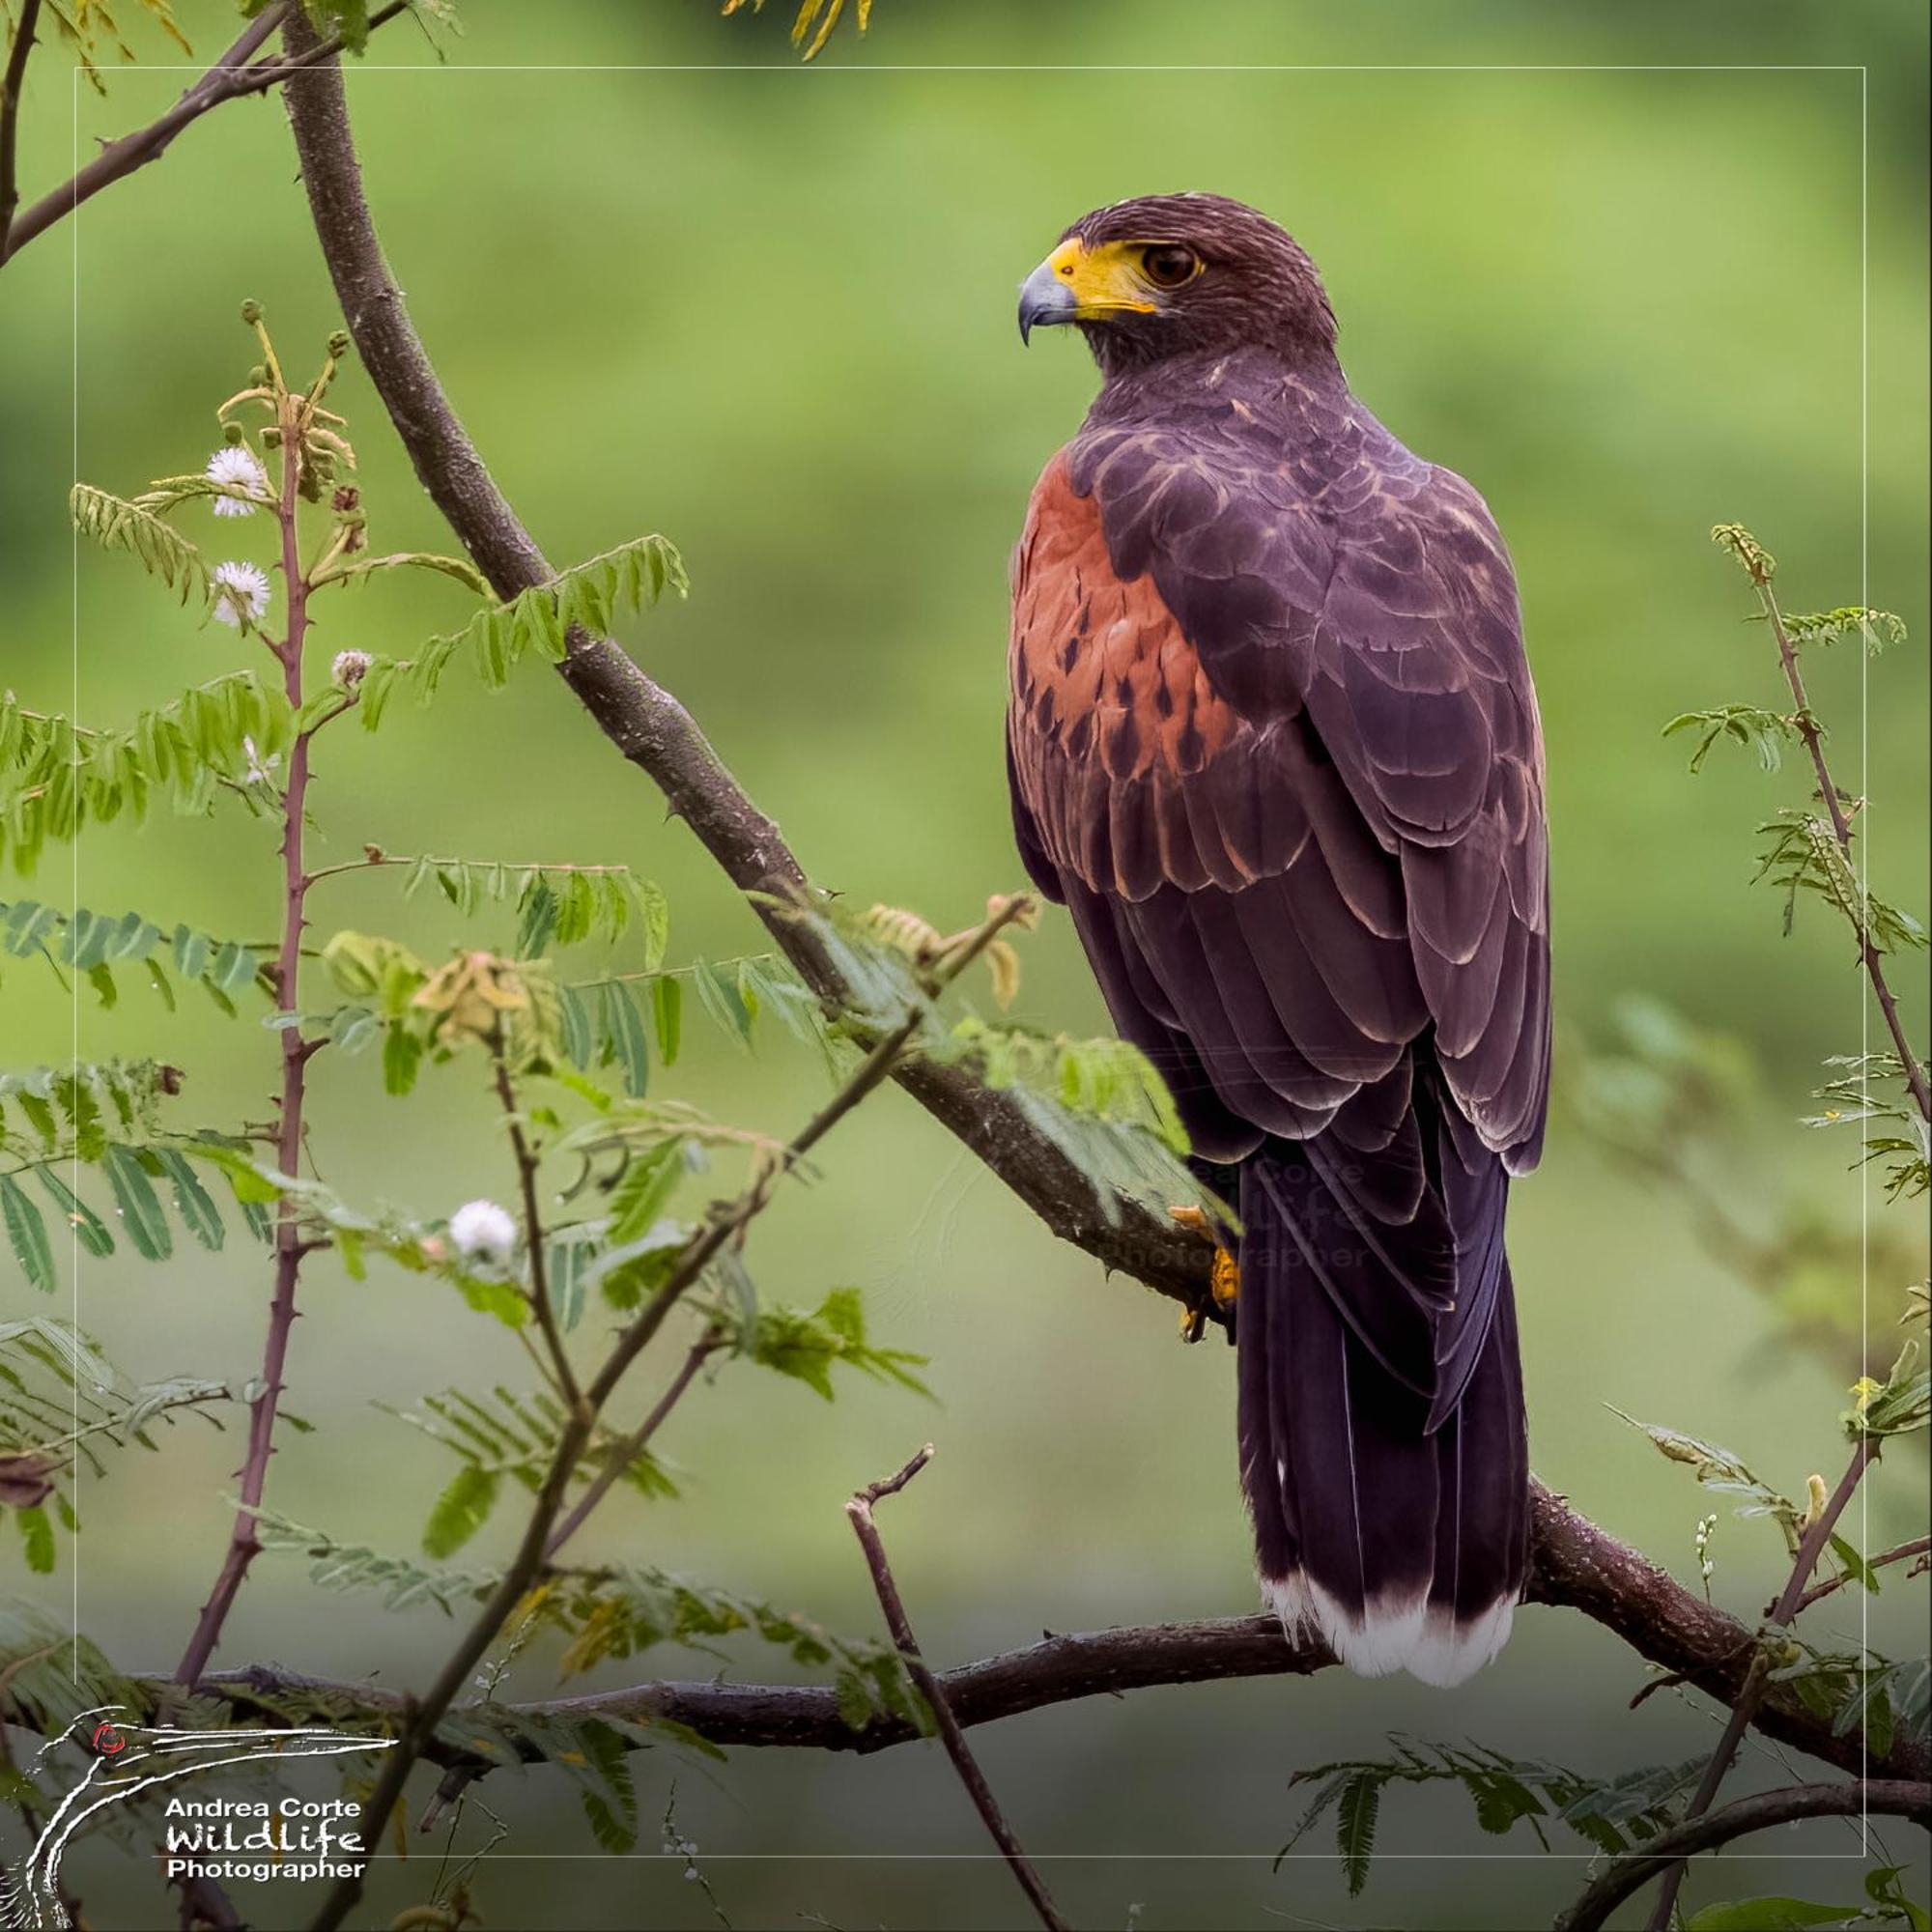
[
  {"left": 211, "top": 560, "right": 271, "bottom": 629},
  {"left": 206, "top": 445, "right": 269, "bottom": 518},
  {"left": 448, "top": 1199, "right": 518, "bottom": 1266},
  {"left": 331, "top": 648, "right": 372, "bottom": 689}
]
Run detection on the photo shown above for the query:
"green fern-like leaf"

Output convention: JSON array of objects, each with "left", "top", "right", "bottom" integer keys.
[
  {"left": 70, "top": 484, "right": 211, "bottom": 607},
  {"left": 355, "top": 535, "right": 686, "bottom": 724}
]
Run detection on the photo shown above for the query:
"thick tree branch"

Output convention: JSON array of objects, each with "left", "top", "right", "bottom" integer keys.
[
  {"left": 1552, "top": 1780, "right": 1932, "bottom": 1932},
  {"left": 170, "top": 1486, "right": 1927, "bottom": 1787},
  {"left": 846, "top": 1446, "right": 1069, "bottom": 1932},
  {"left": 275, "top": 27, "right": 1227, "bottom": 1339}
]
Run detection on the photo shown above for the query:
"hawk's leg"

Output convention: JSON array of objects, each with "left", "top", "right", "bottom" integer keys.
[{"left": 1168, "top": 1204, "right": 1240, "bottom": 1335}]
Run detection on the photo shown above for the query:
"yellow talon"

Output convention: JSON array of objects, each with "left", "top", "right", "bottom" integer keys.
[
  {"left": 1210, "top": 1243, "right": 1240, "bottom": 1310},
  {"left": 1169, "top": 1205, "right": 1240, "bottom": 1314}
]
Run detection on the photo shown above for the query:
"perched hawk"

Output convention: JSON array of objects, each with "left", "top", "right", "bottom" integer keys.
[{"left": 1009, "top": 195, "right": 1549, "bottom": 1686}]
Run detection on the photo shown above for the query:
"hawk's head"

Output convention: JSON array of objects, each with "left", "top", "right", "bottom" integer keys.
[{"left": 1017, "top": 193, "right": 1337, "bottom": 377}]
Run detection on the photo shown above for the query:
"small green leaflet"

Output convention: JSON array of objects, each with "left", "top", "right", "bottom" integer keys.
[
  {"left": 35, "top": 1168, "right": 114, "bottom": 1257},
  {"left": 101, "top": 1147, "right": 173, "bottom": 1261},
  {"left": 650, "top": 976, "right": 681, "bottom": 1066},
  {"left": 157, "top": 1151, "right": 224, "bottom": 1251},
  {"left": 422, "top": 1463, "right": 500, "bottom": 1560},
  {"left": 1, "top": 1175, "right": 55, "bottom": 1292}
]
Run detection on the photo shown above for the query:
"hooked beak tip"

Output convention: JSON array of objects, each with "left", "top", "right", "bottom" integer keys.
[{"left": 1017, "top": 260, "right": 1079, "bottom": 348}]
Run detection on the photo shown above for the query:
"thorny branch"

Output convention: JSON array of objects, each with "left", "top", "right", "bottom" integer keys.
[
  {"left": 846, "top": 1446, "right": 1070, "bottom": 1932},
  {"left": 175, "top": 362, "right": 331, "bottom": 1688},
  {"left": 0, "top": 0, "right": 41, "bottom": 256},
  {"left": 1737, "top": 548, "right": 1931, "bottom": 1122}
]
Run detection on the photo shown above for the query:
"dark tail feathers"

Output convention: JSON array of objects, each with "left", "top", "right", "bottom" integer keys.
[{"left": 1236, "top": 1140, "right": 1528, "bottom": 1687}]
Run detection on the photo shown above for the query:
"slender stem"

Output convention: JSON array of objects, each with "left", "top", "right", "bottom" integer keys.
[
  {"left": 544, "top": 1334, "right": 717, "bottom": 1560},
  {"left": 489, "top": 1049, "right": 582, "bottom": 1415},
  {"left": 1557, "top": 1780, "right": 1931, "bottom": 1932},
  {"left": 305, "top": 854, "right": 639, "bottom": 888},
  {"left": 846, "top": 1447, "right": 1071, "bottom": 1932},
  {"left": 175, "top": 390, "right": 318, "bottom": 1687},
  {"left": 0, "top": 0, "right": 415, "bottom": 265},
  {"left": 1793, "top": 1533, "right": 1931, "bottom": 1615},
  {"left": 1752, "top": 566, "right": 1930, "bottom": 1121},
  {"left": 1640, "top": 1439, "right": 1878, "bottom": 1932},
  {"left": 0, "top": 0, "right": 41, "bottom": 258}
]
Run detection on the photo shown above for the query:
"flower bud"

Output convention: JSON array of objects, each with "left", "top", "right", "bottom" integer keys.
[
  {"left": 331, "top": 649, "right": 372, "bottom": 691},
  {"left": 240, "top": 298, "right": 263, "bottom": 325}
]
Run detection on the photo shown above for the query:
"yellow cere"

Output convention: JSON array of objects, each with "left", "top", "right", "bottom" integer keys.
[{"left": 1046, "top": 238, "right": 1165, "bottom": 319}]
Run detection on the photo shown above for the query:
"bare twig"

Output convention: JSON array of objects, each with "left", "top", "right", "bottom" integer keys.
[
  {"left": 275, "top": 29, "right": 1228, "bottom": 1339},
  {"left": 0, "top": 1, "right": 422, "bottom": 267},
  {"left": 175, "top": 373, "right": 324, "bottom": 1687},
  {"left": 1640, "top": 1439, "right": 1878, "bottom": 1932},
  {"left": 1742, "top": 554, "right": 1931, "bottom": 1121},
  {"left": 1792, "top": 1533, "right": 1932, "bottom": 1615},
  {"left": 0, "top": 0, "right": 41, "bottom": 257},
  {"left": 846, "top": 1446, "right": 1070, "bottom": 1932},
  {"left": 544, "top": 1332, "right": 718, "bottom": 1560},
  {"left": 1554, "top": 1779, "right": 1932, "bottom": 1932},
  {"left": 490, "top": 1047, "right": 582, "bottom": 1414}
]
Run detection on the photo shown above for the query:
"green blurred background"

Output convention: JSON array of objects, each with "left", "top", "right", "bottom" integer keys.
[{"left": 2, "top": 1, "right": 1927, "bottom": 1926}]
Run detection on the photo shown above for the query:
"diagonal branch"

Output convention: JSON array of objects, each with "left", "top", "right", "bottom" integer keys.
[
  {"left": 0, "top": 0, "right": 414, "bottom": 267},
  {"left": 1640, "top": 1438, "right": 1878, "bottom": 1932},
  {"left": 1552, "top": 1779, "right": 1932, "bottom": 1932},
  {"left": 275, "top": 24, "right": 1227, "bottom": 1339},
  {"left": 846, "top": 1446, "right": 1069, "bottom": 1932}
]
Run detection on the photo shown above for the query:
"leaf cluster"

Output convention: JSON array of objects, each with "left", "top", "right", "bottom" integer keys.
[
  {"left": 353, "top": 535, "right": 685, "bottom": 725},
  {"left": 0, "top": 1318, "right": 235, "bottom": 1570},
  {"left": 382, "top": 1385, "right": 679, "bottom": 1561},
  {"left": 3, "top": 895, "right": 269, "bottom": 1012},
  {"left": 1754, "top": 808, "right": 1927, "bottom": 952},
  {"left": 1281, "top": 1737, "right": 1702, "bottom": 1896},
  {"left": 0, "top": 672, "right": 293, "bottom": 872}
]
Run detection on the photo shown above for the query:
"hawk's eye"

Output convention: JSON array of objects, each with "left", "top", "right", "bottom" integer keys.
[{"left": 1140, "top": 244, "right": 1200, "bottom": 290}]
